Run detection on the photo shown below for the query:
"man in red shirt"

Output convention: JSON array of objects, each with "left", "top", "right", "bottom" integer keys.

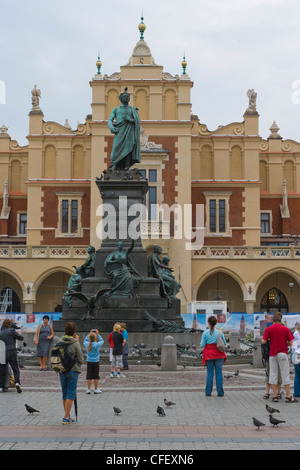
[{"left": 262, "top": 312, "right": 297, "bottom": 403}]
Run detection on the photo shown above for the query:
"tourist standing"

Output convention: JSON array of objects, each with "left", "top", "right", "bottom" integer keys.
[
  {"left": 111, "top": 323, "right": 124, "bottom": 378},
  {"left": 0, "top": 319, "right": 23, "bottom": 393},
  {"left": 58, "top": 322, "right": 84, "bottom": 424},
  {"left": 120, "top": 322, "right": 129, "bottom": 370},
  {"left": 83, "top": 329, "right": 104, "bottom": 394},
  {"left": 34, "top": 315, "right": 54, "bottom": 370},
  {"left": 200, "top": 316, "right": 227, "bottom": 397},
  {"left": 262, "top": 312, "right": 297, "bottom": 403},
  {"left": 291, "top": 324, "right": 300, "bottom": 398}
]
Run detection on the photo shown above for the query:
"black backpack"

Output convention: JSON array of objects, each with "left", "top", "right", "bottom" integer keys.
[
  {"left": 50, "top": 341, "right": 76, "bottom": 374},
  {"left": 261, "top": 341, "right": 270, "bottom": 367}
]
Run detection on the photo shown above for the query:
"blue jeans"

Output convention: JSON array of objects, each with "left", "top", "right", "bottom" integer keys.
[
  {"left": 294, "top": 363, "right": 300, "bottom": 397},
  {"left": 59, "top": 370, "right": 79, "bottom": 401},
  {"left": 205, "top": 359, "right": 224, "bottom": 396}
]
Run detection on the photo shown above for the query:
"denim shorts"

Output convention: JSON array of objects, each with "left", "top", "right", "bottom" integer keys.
[{"left": 59, "top": 370, "right": 79, "bottom": 400}]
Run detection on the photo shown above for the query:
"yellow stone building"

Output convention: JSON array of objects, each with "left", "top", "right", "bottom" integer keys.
[{"left": 1, "top": 19, "right": 300, "bottom": 316}]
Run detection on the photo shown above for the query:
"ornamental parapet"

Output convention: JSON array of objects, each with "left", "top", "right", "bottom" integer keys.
[
  {"left": 0, "top": 246, "right": 88, "bottom": 259},
  {"left": 192, "top": 246, "right": 300, "bottom": 259}
]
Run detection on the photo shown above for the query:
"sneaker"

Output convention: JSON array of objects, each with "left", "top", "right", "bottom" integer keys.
[
  {"left": 15, "top": 383, "right": 22, "bottom": 393},
  {"left": 116, "top": 373, "right": 121, "bottom": 378},
  {"left": 94, "top": 389, "right": 102, "bottom": 394},
  {"left": 62, "top": 417, "right": 72, "bottom": 425},
  {"left": 110, "top": 372, "right": 114, "bottom": 378},
  {"left": 86, "top": 389, "right": 91, "bottom": 394}
]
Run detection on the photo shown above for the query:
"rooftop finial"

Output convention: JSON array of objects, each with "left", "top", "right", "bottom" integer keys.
[
  {"left": 181, "top": 54, "right": 187, "bottom": 75},
  {"left": 96, "top": 53, "right": 102, "bottom": 75},
  {"left": 138, "top": 14, "right": 146, "bottom": 40}
]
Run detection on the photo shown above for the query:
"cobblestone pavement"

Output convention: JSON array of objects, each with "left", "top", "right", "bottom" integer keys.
[{"left": 1, "top": 362, "right": 300, "bottom": 451}]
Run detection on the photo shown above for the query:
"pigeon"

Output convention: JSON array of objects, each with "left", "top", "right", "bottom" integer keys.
[
  {"left": 157, "top": 406, "right": 166, "bottom": 417},
  {"left": 183, "top": 362, "right": 186, "bottom": 369},
  {"left": 113, "top": 407, "right": 122, "bottom": 416},
  {"left": 157, "top": 362, "right": 161, "bottom": 367},
  {"left": 233, "top": 370, "right": 239, "bottom": 376},
  {"left": 164, "top": 399, "right": 176, "bottom": 407},
  {"left": 224, "top": 374, "right": 233, "bottom": 380},
  {"left": 266, "top": 404, "right": 280, "bottom": 415},
  {"left": 269, "top": 415, "right": 286, "bottom": 427},
  {"left": 252, "top": 417, "right": 265, "bottom": 430},
  {"left": 25, "top": 404, "right": 39, "bottom": 415}
]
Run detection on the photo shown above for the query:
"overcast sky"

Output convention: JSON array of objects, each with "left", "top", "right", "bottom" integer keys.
[{"left": 1, "top": 0, "right": 300, "bottom": 146}]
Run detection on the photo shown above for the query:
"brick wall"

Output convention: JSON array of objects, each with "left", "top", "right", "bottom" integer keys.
[
  {"left": 192, "top": 186, "right": 245, "bottom": 245},
  {"left": 41, "top": 185, "right": 90, "bottom": 245},
  {"left": 261, "top": 197, "right": 300, "bottom": 235}
]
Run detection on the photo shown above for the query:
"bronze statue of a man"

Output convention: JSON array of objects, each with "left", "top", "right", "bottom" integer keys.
[{"left": 108, "top": 88, "right": 140, "bottom": 171}]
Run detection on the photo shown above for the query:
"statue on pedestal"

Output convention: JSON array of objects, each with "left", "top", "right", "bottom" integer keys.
[
  {"left": 73, "top": 245, "right": 95, "bottom": 278},
  {"left": 64, "top": 271, "right": 82, "bottom": 308},
  {"left": 148, "top": 246, "right": 181, "bottom": 299},
  {"left": 31, "top": 84, "right": 42, "bottom": 112},
  {"left": 104, "top": 240, "right": 141, "bottom": 296},
  {"left": 108, "top": 88, "right": 140, "bottom": 170}
]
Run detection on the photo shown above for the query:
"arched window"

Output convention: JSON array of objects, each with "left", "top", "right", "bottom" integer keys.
[
  {"left": 284, "top": 160, "right": 294, "bottom": 192},
  {"left": 200, "top": 145, "right": 213, "bottom": 180},
  {"left": 43, "top": 145, "right": 56, "bottom": 178},
  {"left": 230, "top": 146, "right": 243, "bottom": 180},
  {"left": 163, "top": 89, "right": 176, "bottom": 120},
  {"left": 72, "top": 146, "right": 84, "bottom": 178},
  {"left": 260, "top": 287, "right": 288, "bottom": 313},
  {"left": 0, "top": 287, "right": 21, "bottom": 312},
  {"left": 106, "top": 90, "right": 120, "bottom": 120},
  {"left": 135, "top": 90, "right": 148, "bottom": 120},
  {"left": 10, "top": 160, "right": 21, "bottom": 191},
  {"left": 259, "top": 160, "right": 267, "bottom": 191}
]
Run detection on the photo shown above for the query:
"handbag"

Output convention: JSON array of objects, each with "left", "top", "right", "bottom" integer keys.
[{"left": 217, "top": 329, "right": 226, "bottom": 352}]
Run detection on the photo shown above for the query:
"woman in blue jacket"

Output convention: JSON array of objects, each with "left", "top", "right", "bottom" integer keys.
[{"left": 83, "top": 329, "right": 104, "bottom": 394}]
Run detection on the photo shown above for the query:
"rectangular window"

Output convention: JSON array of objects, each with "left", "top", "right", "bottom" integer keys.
[
  {"left": 219, "top": 199, "right": 225, "bottom": 232},
  {"left": 209, "top": 199, "right": 216, "bottom": 232},
  {"left": 71, "top": 200, "right": 78, "bottom": 233},
  {"left": 149, "top": 186, "right": 157, "bottom": 220},
  {"left": 261, "top": 212, "right": 270, "bottom": 234},
  {"left": 61, "top": 200, "right": 69, "bottom": 233},
  {"left": 140, "top": 169, "right": 159, "bottom": 220},
  {"left": 19, "top": 214, "right": 27, "bottom": 235},
  {"left": 149, "top": 169, "right": 157, "bottom": 183},
  {"left": 204, "top": 191, "right": 232, "bottom": 236},
  {"left": 61, "top": 199, "right": 78, "bottom": 234}
]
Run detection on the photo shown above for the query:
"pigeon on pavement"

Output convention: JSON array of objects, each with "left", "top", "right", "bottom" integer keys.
[
  {"left": 113, "top": 407, "right": 122, "bottom": 416},
  {"left": 25, "top": 404, "right": 39, "bottom": 415},
  {"left": 233, "top": 370, "right": 239, "bottom": 376},
  {"left": 224, "top": 374, "right": 233, "bottom": 380},
  {"left": 269, "top": 415, "right": 286, "bottom": 427},
  {"left": 252, "top": 417, "right": 265, "bottom": 430},
  {"left": 164, "top": 399, "right": 176, "bottom": 407},
  {"left": 266, "top": 404, "right": 280, "bottom": 414},
  {"left": 157, "top": 405, "right": 166, "bottom": 417}
]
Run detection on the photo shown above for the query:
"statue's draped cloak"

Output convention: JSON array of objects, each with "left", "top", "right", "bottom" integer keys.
[{"left": 109, "top": 107, "right": 140, "bottom": 168}]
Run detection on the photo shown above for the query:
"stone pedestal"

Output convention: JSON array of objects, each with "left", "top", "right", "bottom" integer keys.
[
  {"left": 55, "top": 168, "right": 183, "bottom": 336},
  {"left": 95, "top": 168, "right": 149, "bottom": 277}
]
